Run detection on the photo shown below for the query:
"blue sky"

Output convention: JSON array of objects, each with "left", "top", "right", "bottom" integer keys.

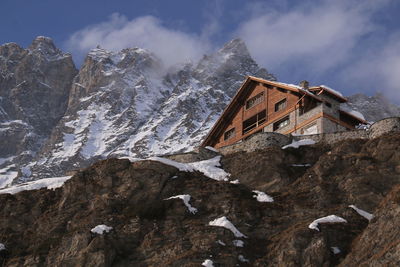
[{"left": 1, "top": 0, "right": 400, "bottom": 102}]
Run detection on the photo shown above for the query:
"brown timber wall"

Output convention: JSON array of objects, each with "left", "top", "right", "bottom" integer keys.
[{"left": 214, "top": 83, "right": 300, "bottom": 148}]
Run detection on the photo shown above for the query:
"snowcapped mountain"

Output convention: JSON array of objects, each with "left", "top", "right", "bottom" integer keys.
[
  {"left": 3, "top": 38, "right": 274, "bottom": 181},
  {"left": 1, "top": 36, "right": 399, "bottom": 185}
]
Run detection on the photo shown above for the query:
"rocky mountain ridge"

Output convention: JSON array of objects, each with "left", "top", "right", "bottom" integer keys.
[
  {"left": 0, "top": 132, "right": 399, "bottom": 266},
  {"left": 0, "top": 36, "right": 399, "bottom": 186}
]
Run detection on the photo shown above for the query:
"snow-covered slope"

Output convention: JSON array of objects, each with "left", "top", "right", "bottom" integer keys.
[
  {"left": 23, "top": 39, "right": 274, "bottom": 179},
  {"left": 1, "top": 36, "right": 399, "bottom": 186}
]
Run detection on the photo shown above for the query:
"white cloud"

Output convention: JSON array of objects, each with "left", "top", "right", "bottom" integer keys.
[
  {"left": 65, "top": 2, "right": 399, "bottom": 102},
  {"left": 66, "top": 13, "right": 211, "bottom": 67},
  {"left": 235, "top": 0, "right": 399, "bottom": 102},
  {"left": 341, "top": 33, "right": 400, "bottom": 102},
  {"left": 235, "top": 1, "right": 376, "bottom": 73}
]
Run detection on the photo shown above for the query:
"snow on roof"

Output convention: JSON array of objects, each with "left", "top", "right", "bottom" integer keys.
[
  {"left": 0, "top": 176, "right": 71, "bottom": 195},
  {"left": 202, "top": 259, "right": 214, "bottom": 267},
  {"left": 282, "top": 139, "right": 316, "bottom": 149},
  {"left": 252, "top": 190, "right": 273, "bottom": 202},
  {"left": 164, "top": 194, "right": 198, "bottom": 214},
  {"left": 308, "top": 215, "right": 347, "bottom": 231},
  {"left": 90, "top": 224, "right": 113, "bottom": 235},
  {"left": 209, "top": 216, "right": 247, "bottom": 238},
  {"left": 275, "top": 81, "right": 304, "bottom": 90},
  {"left": 320, "top": 85, "right": 344, "bottom": 97},
  {"left": 348, "top": 205, "right": 373, "bottom": 221},
  {"left": 339, "top": 105, "right": 366, "bottom": 121}
]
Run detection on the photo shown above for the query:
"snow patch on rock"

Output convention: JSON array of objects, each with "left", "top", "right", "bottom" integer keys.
[
  {"left": 349, "top": 205, "right": 373, "bottom": 221},
  {"left": 233, "top": 239, "right": 244, "bottom": 247},
  {"left": 308, "top": 215, "right": 347, "bottom": 231},
  {"left": 209, "top": 216, "right": 247, "bottom": 238},
  {"left": 164, "top": 194, "right": 198, "bottom": 214},
  {"left": 252, "top": 190, "right": 274, "bottom": 202},
  {"left": 282, "top": 139, "right": 316, "bottom": 149},
  {"left": 91, "top": 224, "right": 113, "bottom": 235},
  {"left": 202, "top": 259, "right": 214, "bottom": 267},
  {"left": 0, "top": 176, "right": 71, "bottom": 195}
]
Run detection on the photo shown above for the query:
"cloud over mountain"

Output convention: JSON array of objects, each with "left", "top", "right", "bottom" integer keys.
[{"left": 66, "top": 13, "right": 211, "bottom": 67}]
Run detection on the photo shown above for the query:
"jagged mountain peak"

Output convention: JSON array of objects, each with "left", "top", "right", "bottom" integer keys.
[
  {"left": 28, "top": 36, "right": 58, "bottom": 53},
  {"left": 0, "top": 42, "right": 23, "bottom": 53},
  {"left": 218, "top": 38, "right": 250, "bottom": 57},
  {"left": 84, "top": 46, "right": 162, "bottom": 75}
]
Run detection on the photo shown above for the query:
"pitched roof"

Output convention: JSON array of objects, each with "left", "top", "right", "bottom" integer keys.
[
  {"left": 309, "top": 86, "right": 348, "bottom": 103},
  {"left": 201, "top": 76, "right": 322, "bottom": 146}
]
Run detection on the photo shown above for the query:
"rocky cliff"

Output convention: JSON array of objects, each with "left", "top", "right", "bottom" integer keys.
[
  {"left": 346, "top": 93, "right": 400, "bottom": 122},
  {"left": 0, "top": 36, "right": 77, "bottom": 187},
  {"left": 1, "top": 36, "right": 399, "bottom": 186},
  {"left": 0, "top": 132, "right": 399, "bottom": 266}
]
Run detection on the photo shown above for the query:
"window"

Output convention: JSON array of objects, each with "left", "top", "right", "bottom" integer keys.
[
  {"left": 275, "top": 98, "right": 287, "bottom": 112},
  {"left": 242, "top": 110, "right": 267, "bottom": 134},
  {"left": 273, "top": 116, "right": 290, "bottom": 131},
  {"left": 246, "top": 92, "right": 264, "bottom": 110},
  {"left": 224, "top": 128, "right": 235, "bottom": 140},
  {"left": 324, "top": 102, "right": 332, "bottom": 108}
]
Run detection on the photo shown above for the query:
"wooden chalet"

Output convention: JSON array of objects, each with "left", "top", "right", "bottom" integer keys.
[{"left": 202, "top": 76, "right": 367, "bottom": 148}]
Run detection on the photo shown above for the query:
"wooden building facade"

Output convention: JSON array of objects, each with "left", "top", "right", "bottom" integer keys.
[{"left": 202, "top": 76, "right": 367, "bottom": 148}]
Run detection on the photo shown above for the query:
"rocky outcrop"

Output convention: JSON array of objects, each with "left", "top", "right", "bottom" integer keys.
[
  {"left": 345, "top": 92, "right": 400, "bottom": 122},
  {"left": 26, "top": 38, "right": 275, "bottom": 179},
  {"left": 0, "top": 132, "right": 399, "bottom": 266},
  {"left": 1, "top": 35, "right": 400, "bottom": 188},
  {"left": 0, "top": 37, "right": 77, "bottom": 183},
  {"left": 0, "top": 37, "right": 77, "bottom": 138}
]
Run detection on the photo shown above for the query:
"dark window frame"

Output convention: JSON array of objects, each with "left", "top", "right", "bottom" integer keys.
[
  {"left": 273, "top": 116, "right": 290, "bottom": 131},
  {"left": 224, "top": 127, "right": 236, "bottom": 141},
  {"left": 245, "top": 91, "right": 264, "bottom": 110},
  {"left": 242, "top": 110, "right": 267, "bottom": 134},
  {"left": 274, "top": 98, "right": 287, "bottom": 112}
]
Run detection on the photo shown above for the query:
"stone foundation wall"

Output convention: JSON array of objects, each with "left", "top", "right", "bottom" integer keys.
[
  {"left": 218, "top": 117, "right": 400, "bottom": 155},
  {"left": 218, "top": 132, "right": 291, "bottom": 155},
  {"left": 293, "top": 129, "right": 369, "bottom": 143},
  {"left": 163, "top": 117, "right": 400, "bottom": 159}
]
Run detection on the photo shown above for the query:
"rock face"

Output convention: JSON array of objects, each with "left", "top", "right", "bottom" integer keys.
[
  {"left": 1, "top": 36, "right": 400, "bottom": 186},
  {"left": 345, "top": 92, "right": 400, "bottom": 122},
  {"left": 26, "top": 38, "right": 274, "bottom": 179},
  {"left": 0, "top": 37, "right": 77, "bottom": 183},
  {"left": 0, "top": 132, "right": 399, "bottom": 266}
]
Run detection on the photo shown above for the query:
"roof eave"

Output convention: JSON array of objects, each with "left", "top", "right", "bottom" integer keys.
[{"left": 339, "top": 110, "right": 368, "bottom": 124}]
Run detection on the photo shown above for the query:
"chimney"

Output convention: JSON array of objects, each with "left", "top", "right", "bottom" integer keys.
[{"left": 299, "top": 80, "right": 309, "bottom": 90}]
